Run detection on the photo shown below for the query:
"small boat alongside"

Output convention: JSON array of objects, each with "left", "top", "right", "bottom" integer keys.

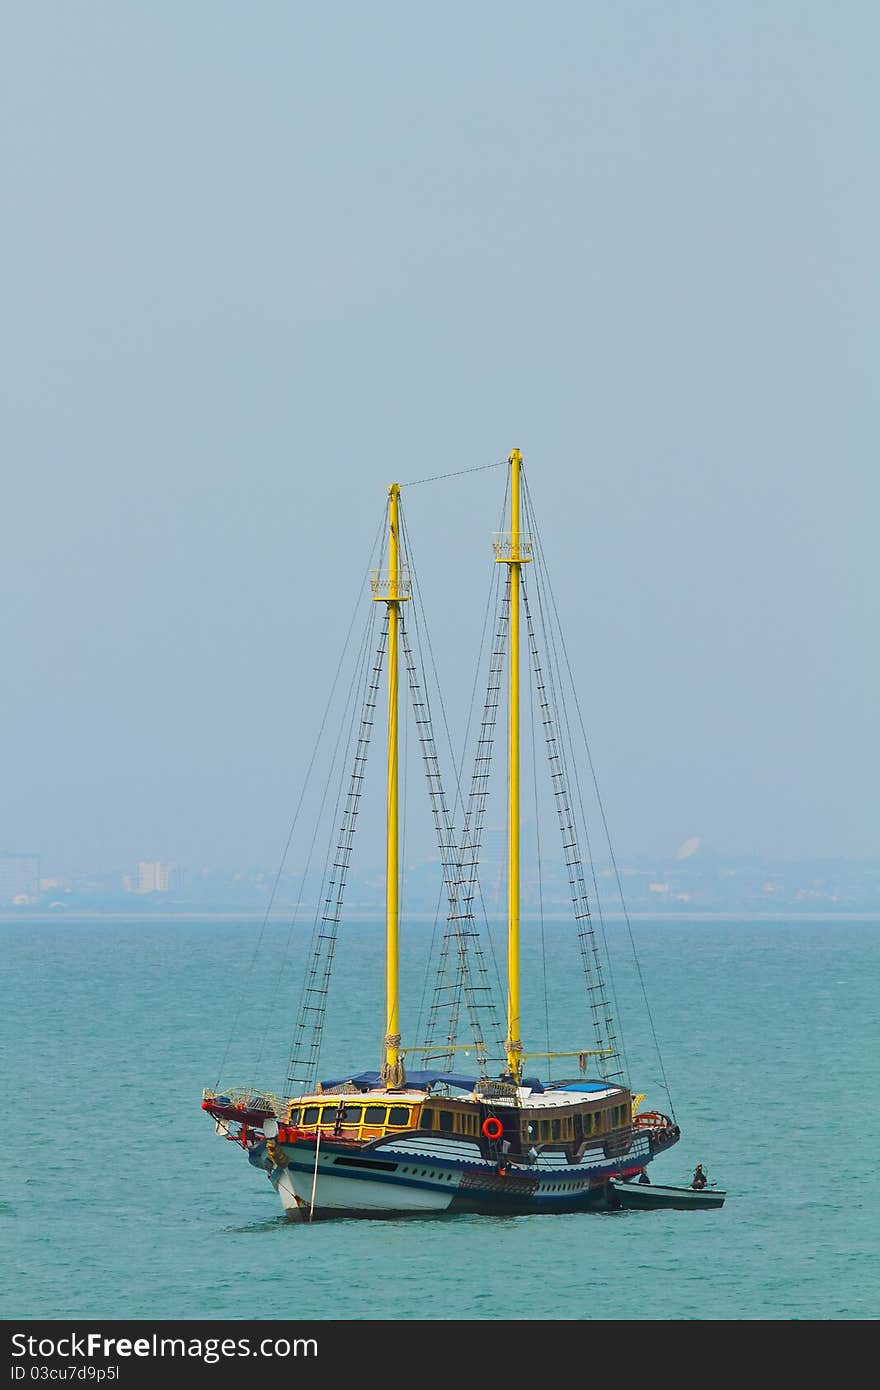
[{"left": 610, "top": 1178, "right": 726, "bottom": 1210}]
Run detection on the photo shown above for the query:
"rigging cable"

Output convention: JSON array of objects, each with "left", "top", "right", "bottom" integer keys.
[
  {"left": 251, "top": 599, "right": 379, "bottom": 1089},
  {"left": 528, "top": 618, "right": 553, "bottom": 1069},
  {"left": 522, "top": 483, "right": 628, "bottom": 1081},
  {"left": 287, "top": 609, "right": 390, "bottom": 1092},
  {"left": 401, "top": 458, "right": 507, "bottom": 488},
  {"left": 409, "top": 555, "right": 504, "bottom": 1062},
  {"left": 522, "top": 471, "right": 675, "bottom": 1118},
  {"left": 399, "top": 497, "right": 505, "bottom": 1069},
  {"left": 523, "top": 479, "right": 631, "bottom": 1082},
  {"left": 403, "top": 480, "right": 511, "bottom": 1063},
  {"left": 523, "top": 569, "right": 624, "bottom": 1080},
  {"left": 216, "top": 507, "right": 386, "bottom": 1091},
  {"left": 449, "top": 477, "right": 512, "bottom": 1037},
  {"left": 287, "top": 614, "right": 386, "bottom": 1089},
  {"left": 399, "top": 631, "right": 409, "bottom": 1045}
]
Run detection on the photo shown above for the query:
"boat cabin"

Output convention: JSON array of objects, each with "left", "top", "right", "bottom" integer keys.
[
  {"left": 285, "top": 1092, "right": 425, "bottom": 1141},
  {"left": 285, "top": 1082, "right": 634, "bottom": 1155}
]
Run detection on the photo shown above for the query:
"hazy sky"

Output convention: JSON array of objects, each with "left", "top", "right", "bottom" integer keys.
[{"left": 2, "top": 2, "right": 877, "bottom": 874}]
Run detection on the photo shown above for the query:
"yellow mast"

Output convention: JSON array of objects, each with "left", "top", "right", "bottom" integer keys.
[
  {"left": 374, "top": 483, "right": 409, "bottom": 1088},
  {"left": 496, "top": 448, "right": 530, "bottom": 1083}
]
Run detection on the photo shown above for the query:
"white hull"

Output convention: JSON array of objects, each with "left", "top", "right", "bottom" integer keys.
[
  {"left": 274, "top": 1166, "right": 304, "bottom": 1214},
  {"left": 256, "top": 1129, "right": 653, "bottom": 1219},
  {"left": 274, "top": 1161, "right": 454, "bottom": 1216}
]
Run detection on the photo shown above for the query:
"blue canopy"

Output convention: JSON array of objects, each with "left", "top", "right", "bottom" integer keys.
[
  {"left": 319, "top": 1068, "right": 545, "bottom": 1094},
  {"left": 558, "top": 1082, "right": 612, "bottom": 1093}
]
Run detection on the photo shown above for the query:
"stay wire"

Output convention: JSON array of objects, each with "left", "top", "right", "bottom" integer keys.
[
  {"left": 402, "top": 485, "right": 510, "bottom": 1054},
  {"left": 401, "top": 458, "right": 507, "bottom": 488},
  {"left": 215, "top": 509, "right": 386, "bottom": 1090},
  {"left": 397, "top": 506, "right": 456, "bottom": 1052},
  {"left": 299, "top": 610, "right": 386, "bottom": 1090},
  {"left": 269, "top": 510, "right": 387, "bottom": 1091},
  {"left": 527, "top": 596, "right": 552, "bottom": 1070},
  {"left": 523, "top": 472, "right": 675, "bottom": 1117},
  {"left": 400, "top": 621, "right": 409, "bottom": 976},
  {"left": 462, "top": 478, "right": 512, "bottom": 1028},
  {"left": 400, "top": 505, "right": 503, "bottom": 1056},
  {"left": 523, "top": 478, "right": 629, "bottom": 1078},
  {"left": 254, "top": 601, "right": 380, "bottom": 1090},
  {"left": 523, "top": 492, "right": 626, "bottom": 1070}
]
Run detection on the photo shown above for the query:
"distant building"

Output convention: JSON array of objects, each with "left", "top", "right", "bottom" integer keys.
[
  {"left": 40, "top": 877, "right": 68, "bottom": 892},
  {"left": 0, "top": 853, "right": 40, "bottom": 904},
  {"left": 135, "top": 860, "right": 176, "bottom": 894}
]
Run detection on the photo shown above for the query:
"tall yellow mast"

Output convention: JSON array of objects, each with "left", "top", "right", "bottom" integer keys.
[
  {"left": 496, "top": 448, "right": 531, "bottom": 1083},
  {"left": 374, "top": 483, "right": 409, "bottom": 1088}
]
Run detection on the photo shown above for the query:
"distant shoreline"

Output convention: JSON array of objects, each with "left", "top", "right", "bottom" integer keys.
[{"left": 2, "top": 910, "right": 878, "bottom": 924}]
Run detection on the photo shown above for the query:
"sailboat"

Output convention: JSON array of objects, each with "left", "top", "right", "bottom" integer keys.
[{"left": 202, "top": 450, "right": 685, "bottom": 1218}]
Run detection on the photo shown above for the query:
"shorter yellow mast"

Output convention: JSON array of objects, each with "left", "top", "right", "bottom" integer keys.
[{"left": 373, "top": 483, "right": 410, "bottom": 1089}]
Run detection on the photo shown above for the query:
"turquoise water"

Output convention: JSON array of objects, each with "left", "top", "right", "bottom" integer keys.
[{"left": 1, "top": 917, "right": 877, "bottom": 1321}]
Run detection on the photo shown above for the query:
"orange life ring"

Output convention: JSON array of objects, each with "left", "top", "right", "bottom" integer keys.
[{"left": 482, "top": 1116, "right": 503, "bottom": 1141}]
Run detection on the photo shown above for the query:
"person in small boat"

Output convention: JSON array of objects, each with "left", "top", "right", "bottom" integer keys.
[
  {"left": 691, "top": 1163, "right": 707, "bottom": 1190},
  {"left": 637, "top": 1170, "right": 651, "bottom": 1184}
]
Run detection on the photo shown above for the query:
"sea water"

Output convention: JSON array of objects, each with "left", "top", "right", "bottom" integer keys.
[{"left": 1, "top": 916, "right": 877, "bottom": 1321}]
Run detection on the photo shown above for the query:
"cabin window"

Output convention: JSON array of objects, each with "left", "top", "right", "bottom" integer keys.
[
  {"left": 421, "top": 1109, "right": 434, "bottom": 1130},
  {"left": 573, "top": 1114, "right": 583, "bottom": 1138},
  {"left": 340, "top": 1105, "right": 363, "bottom": 1125},
  {"left": 539, "top": 1120, "right": 550, "bottom": 1141},
  {"left": 551, "top": 1119, "right": 560, "bottom": 1140},
  {"left": 289, "top": 1108, "right": 301, "bottom": 1125},
  {"left": 302, "top": 1106, "right": 320, "bottom": 1125},
  {"left": 388, "top": 1106, "right": 410, "bottom": 1127},
  {"left": 364, "top": 1105, "right": 386, "bottom": 1124},
  {"left": 439, "top": 1110, "right": 454, "bottom": 1133},
  {"left": 467, "top": 1113, "right": 477, "bottom": 1135}
]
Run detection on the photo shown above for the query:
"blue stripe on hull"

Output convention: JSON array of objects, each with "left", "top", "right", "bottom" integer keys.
[{"left": 251, "top": 1137, "right": 655, "bottom": 1215}]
